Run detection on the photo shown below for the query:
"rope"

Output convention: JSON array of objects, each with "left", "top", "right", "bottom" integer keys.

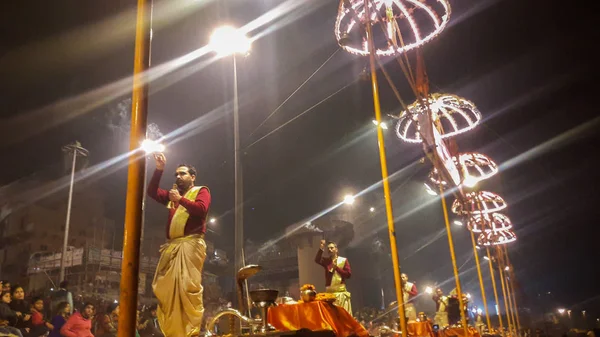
[
  {"left": 244, "top": 80, "right": 356, "bottom": 150},
  {"left": 246, "top": 48, "right": 340, "bottom": 140}
]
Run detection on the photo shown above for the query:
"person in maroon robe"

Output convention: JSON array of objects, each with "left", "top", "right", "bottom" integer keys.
[
  {"left": 315, "top": 240, "right": 353, "bottom": 314},
  {"left": 148, "top": 153, "right": 211, "bottom": 337}
]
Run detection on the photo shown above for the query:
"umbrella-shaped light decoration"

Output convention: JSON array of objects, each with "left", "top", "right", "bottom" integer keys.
[
  {"left": 458, "top": 152, "right": 498, "bottom": 187},
  {"left": 477, "top": 229, "right": 517, "bottom": 246},
  {"left": 427, "top": 152, "right": 497, "bottom": 188},
  {"left": 468, "top": 213, "right": 512, "bottom": 233},
  {"left": 335, "top": 0, "right": 451, "bottom": 56},
  {"left": 452, "top": 191, "right": 507, "bottom": 215},
  {"left": 395, "top": 93, "right": 482, "bottom": 144}
]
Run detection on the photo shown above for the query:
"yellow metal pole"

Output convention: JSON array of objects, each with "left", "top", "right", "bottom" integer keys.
[
  {"left": 470, "top": 231, "right": 492, "bottom": 332},
  {"left": 364, "top": 1, "right": 407, "bottom": 335},
  {"left": 118, "top": 0, "right": 150, "bottom": 334},
  {"left": 502, "top": 247, "right": 520, "bottom": 337},
  {"left": 503, "top": 264, "right": 517, "bottom": 337},
  {"left": 497, "top": 247, "right": 514, "bottom": 337},
  {"left": 438, "top": 185, "right": 469, "bottom": 336},
  {"left": 487, "top": 247, "right": 505, "bottom": 336},
  {"left": 471, "top": 195, "right": 491, "bottom": 332},
  {"left": 504, "top": 246, "right": 522, "bottom": 335}
]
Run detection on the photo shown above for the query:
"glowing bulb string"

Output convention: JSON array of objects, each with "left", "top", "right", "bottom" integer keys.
[{"left": 246, "top": 48, "right": 340, "bottom": 141}]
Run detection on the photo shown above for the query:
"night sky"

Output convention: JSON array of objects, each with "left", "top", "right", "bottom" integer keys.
[{"left": 1, "top": 0, "right": 597, "bottom": 315}]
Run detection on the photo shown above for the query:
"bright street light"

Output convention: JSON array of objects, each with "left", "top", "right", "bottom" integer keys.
[
  {"left": 558, "top": 308, "right": 566, "bottom": 314},
  {"left": 453, "top": 220, "right": 463, "bottom": 226},
  {"left": 209, "top": 26, "right": 251, "bottom": 56},
  {"left": 466, "top": 293, "right": 472, "bottom": 299},
  {"left": 343, "top": 194, "right": 355, "bottom": 205},
  {"left": 425, "top": 286, "right": 433, "bottom": 294},
  {"left": 369, "top": 207, "right": 375, "bottom": 212},
  {"left": 141, "top": 139, "right": 165, "bottom": 154},
  {"left": 209, "top": 218, "right": 217, "bottom": 224}
]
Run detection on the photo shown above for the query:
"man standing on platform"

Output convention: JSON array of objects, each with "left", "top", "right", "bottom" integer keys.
[
  {"left": 315, "top": 240, "right": 352, "bottom": 315},
  {"left": 148, "top": 153, "right": 211, "bottom": 337},
  {"left": 401, "top": 273, "right": 418, "bottom": 322},
  {"left": 432, "top": 288, "right": 449, "bottom": 327}
]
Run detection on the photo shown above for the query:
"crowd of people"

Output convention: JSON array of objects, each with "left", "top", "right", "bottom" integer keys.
[{"left": 0, "top": 280, "right": 164, "bottom": 337}]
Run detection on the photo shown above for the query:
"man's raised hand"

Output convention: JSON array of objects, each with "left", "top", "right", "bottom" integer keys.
[{"left": 154, "top": 153, "right": 166, "bottom": 170}]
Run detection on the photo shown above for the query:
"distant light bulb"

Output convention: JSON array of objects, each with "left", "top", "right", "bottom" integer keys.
[
  {"left": 210, "top": 218, "right": 216, "bottom": 224},
  {"left": 343, "top": 195, "right": 355, "bottom": 205},
  {"left": 369, "top": 207, "right": 375, "bottom": 212},
  {"left": 425, "top": 287, "right": 433, "bottom": 294},
  {"left": 453, "top": 220, "right": 463, "bottom": 226},
  {"left": 558, "top": 308, "right": 565, "bottom": 314}
]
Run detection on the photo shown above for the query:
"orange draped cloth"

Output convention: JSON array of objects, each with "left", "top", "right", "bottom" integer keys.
[
  {"left": 267, "top": 301, "right": 368, "bottom": 337},
  {"left": 439, "top": 326, "right": 481, "bottom": 337},
  {"left": 407, "top": 321, "right": 434, "bottom": 337}
]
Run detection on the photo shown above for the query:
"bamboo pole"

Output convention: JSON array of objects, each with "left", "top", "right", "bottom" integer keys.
[
  {"left": 470, "top": 231, "right": 492, "bottom": 332},
  {"left": 364, "top": 1, "right": 407, "bottom": 335},
  {"left": 439, "top": 185, "right": 469, "bottom": 336},
  {"left": 497, "top": 247, "right": 514, "bottom": 337},
  {"left": 117, "top": 0, "right": 150, "bottom": 334},
  {"left": 487, "top": 247, "right": 505, "bottom": 336}
]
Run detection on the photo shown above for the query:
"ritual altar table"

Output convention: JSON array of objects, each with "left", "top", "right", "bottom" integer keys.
[
  {"left": 439, "top": 326, "right": 481, "bottom": 337},
  {"left": 267, "top": 301, "right": 369, "bottom": 337},
  {"left": 407, "top": 321, "right": 434, "bottom": 337}
]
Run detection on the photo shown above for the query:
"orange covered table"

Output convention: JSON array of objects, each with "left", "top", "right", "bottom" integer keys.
[
  {"left": 267, "top": 301, "right": 369, "bottom": 337},
  {"left": 407, "top": 321, "right": 434, "bottom": 337},
  {"left": 439, "top": 326, "right": 480, "bottom": 337}
]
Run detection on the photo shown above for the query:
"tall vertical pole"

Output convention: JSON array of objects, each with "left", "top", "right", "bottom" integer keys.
[
  {"left": 233, "top": 54, "right": 246, "bottom": 309},
  {"left": 59, "top": 149, "right": 77, "bottom": 283},
  {"left": 141, "top": 159, "right": 148, "bottom": 256},
  {"left": 497, "top": 247, "right": 514, "bottom": 337},
  {"left": 438, "top": 186, "right": 469, "bottom": 336},
  {"left": 500, "top": 247, "right": 519, "bottom": 337},
  {"left": 118, "top": 0, "right": 150, "bottom": 333},
  {"left": 487, "top": 247, "right": 504, "bottom": 336},
  {"left": 60, "top": 142, "right": 88, "bottom": 283},
  {"left": 364, "top": 1, "right": 407, "bottom": 335},
  {"left": 470, "top": 231, "right": 492, "bottom": 332},
  {"left": 504, "top": 246, "right": 522, "bottom": 335}
]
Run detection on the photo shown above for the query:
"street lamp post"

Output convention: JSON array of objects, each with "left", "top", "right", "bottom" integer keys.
[
  {"left": 209, "top": 26, "right": 251, "bottom": 309},
  {"left": 59, "top": 141, "right": 89, "bottom": 283}
]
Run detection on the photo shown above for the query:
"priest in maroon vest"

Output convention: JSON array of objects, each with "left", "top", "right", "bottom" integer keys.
[{"left": 315, "top": 240, "right": 353, "bottom": 315}]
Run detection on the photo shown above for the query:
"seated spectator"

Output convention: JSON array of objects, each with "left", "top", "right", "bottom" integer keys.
[
  {"left": 61, "top": 303, "right": 95, "bottom": 337},
  {"left": 48, "top": 301, "right": 70, "bottom": 337},
  {"left": 0, "top": 290, "right": 23, "bottom": 337}
]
